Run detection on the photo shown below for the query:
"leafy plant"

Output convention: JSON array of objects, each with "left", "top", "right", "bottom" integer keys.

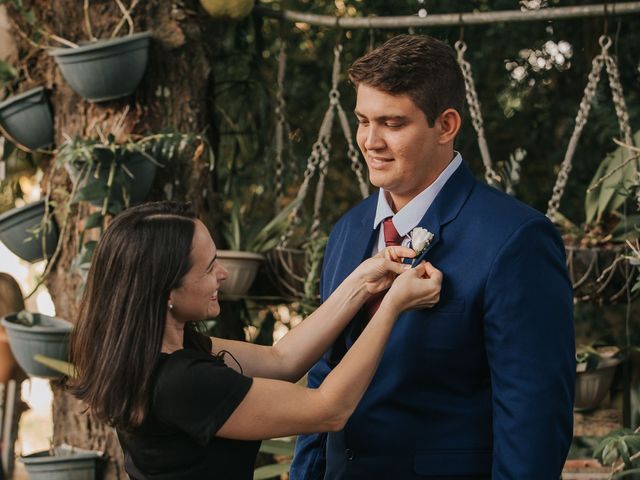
[
  {"left": 594, "top": 428, "right": 640, "bottom": 476},
  {"left": 222, "top": 195, "right": 301, "bottom": 253},
  {"left": 560, "top": 131, "right": 640, "bottom": 248},
  {"left": 55, "top": 132, "right": 214, "bottom": 271}
]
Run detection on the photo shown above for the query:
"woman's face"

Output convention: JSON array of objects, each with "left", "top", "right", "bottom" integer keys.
[{"left": 169, "top": 220, "right": 228, "bottom": 322}]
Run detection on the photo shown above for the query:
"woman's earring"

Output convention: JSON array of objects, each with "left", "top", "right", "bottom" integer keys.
[{"left": 168, "top": 302, "right": 174, "bottom": 310}]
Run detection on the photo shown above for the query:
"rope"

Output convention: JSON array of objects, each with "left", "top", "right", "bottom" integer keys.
[
  {"left": 455, "top": 40, "right": 501, "bottom": 186},
  {"left": 546, "top": 35, "right": 634, "bottom": 219}
]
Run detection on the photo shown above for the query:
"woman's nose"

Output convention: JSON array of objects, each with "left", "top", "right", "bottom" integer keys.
[{"left": 218, "top": 264, "right": 229, "bottom": 281}]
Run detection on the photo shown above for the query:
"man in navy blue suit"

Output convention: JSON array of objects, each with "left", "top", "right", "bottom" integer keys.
[{"left": 290, "top": 34, "right": 575, "bottom": 479}]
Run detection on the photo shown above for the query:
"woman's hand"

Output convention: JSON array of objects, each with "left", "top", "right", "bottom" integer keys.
[
  {"left": 353, "top": 246, "right": 416, "bottom": 296},
  {"left": 384, "top": 262, "right": 442, "bottom": 312}
]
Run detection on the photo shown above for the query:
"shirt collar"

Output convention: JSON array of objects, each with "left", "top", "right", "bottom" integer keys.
[{"left": 373, "top": 152, "right": 463, "bottom": 236}]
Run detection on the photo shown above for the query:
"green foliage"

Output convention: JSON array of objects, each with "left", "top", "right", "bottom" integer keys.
[
  {"left": 586, "top": 131, "right": 640, "bottom": 225},
  {"left": 594, "top": 429, "right": 640, "bottom": 470},
  {"left": 223, "top": 196, "right": 301, "bottom": 253},
  {"left": 54, "top": 133, "right": 214, "bottom": 272}
]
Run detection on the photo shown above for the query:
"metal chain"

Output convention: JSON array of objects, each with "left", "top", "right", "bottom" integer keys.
[
  {"left": 546, "top": 39, "right": 606, "bottom": 219},
  {"left": 336, "top": 101, "right": 370, "bottom": 198},
  {"left": 546, "top": 35, "right": 633, "bottom": 219},
  {"left": 603, "top": 55, "right": 633, "bottom": 145},
  {"left": 455, "top": 41, "right": 501, "bottom": 186},
  {"left": 280, "top": 44, "right": 370, "bottom": 246},
  {"left": 274, "top": 41, "right": 287, "bottom": 209}
]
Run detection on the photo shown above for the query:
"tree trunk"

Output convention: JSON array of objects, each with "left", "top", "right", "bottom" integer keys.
[{"left": 7, "top": 1, "right": 224, "bottom": 477}]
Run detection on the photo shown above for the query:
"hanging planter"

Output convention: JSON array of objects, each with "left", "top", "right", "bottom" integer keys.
[
  {"left": 217, "top": 250, "right": 265, "bottom": 300},
  {"left": 20, "top": 444, "right": 102, "bottom": 480},
  {"left": 565, "top": 245, "right": 637, "bottom": 304},
  {"left": 266, "top": 247, "right": 308, "bottom": 299},
  {"left": 0, "top": 200, "right": 58, "bottom": 263},
  {"left": 1, "top": 312, "right": 72, "bottom": 379},
  {"left": 49, "top": 32, "right": 152, "bottom": 102},
  {"left": 0, "top": 86, "right": 53, "bottom": 151},
  {"left": 66, "top": 148, "right": 158, "bottom": 207}
]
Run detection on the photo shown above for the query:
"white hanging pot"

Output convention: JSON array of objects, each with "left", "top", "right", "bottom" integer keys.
[{"left": 217, "top": 250, "right": 264, "bottom": 300}]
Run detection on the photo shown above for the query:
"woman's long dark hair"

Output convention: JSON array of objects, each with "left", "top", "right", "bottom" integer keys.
[{"left": 69, "top": 201, "right": 200, "bottom": 431}]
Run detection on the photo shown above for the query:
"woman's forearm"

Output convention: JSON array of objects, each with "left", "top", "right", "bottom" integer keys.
[
  {"left": 269, "top": 271, "right": 370, "bottom": 381},
  {"left": 314, "top": 300, "right": 398, "bottom": 428}
]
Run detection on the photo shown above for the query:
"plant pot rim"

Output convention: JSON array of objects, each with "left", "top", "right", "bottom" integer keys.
[
  {"left": 0, "top": 86, "right": 47, "bottom": 111},
  {"left": 576, "top": 356, "right": 622, "bottom": 373},
  {"left": 21, "top": 447, "right": 102, "bottom": 464},
  {"left": 217, "top": 250, "right": 266, "bottom": 261},
  {"left": 1, "top": 313, "right": 72, "bottom": 334},
  {"left": 49, "top": 31, "right": 152, "bottom": 58},
  {"left": 0, "top": 200, "right": 47, "bottom": 234}
]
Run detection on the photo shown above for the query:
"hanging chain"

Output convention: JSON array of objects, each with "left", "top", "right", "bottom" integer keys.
[
  {"left": 279, "top": 44, "right": 370, "bottom": 246},
  {"left": 274, "top": 41, "right": 287, "bottom": 209},
  {"left": 546, "top": 35, "right": 633, "bottom": 219},
  {"left": 455, "top": 40, "right": 501, "bottom": 186}
]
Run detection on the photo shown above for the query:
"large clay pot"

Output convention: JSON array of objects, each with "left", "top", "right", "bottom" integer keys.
[{"left": 574, "top": 356, "right": 622, "bottom": 412}]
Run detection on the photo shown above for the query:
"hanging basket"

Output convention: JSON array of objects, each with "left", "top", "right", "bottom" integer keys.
[
  {"left": 66, "top": 149, "right": 158, "bottom": 207},
  {"left": 266, "top": 247, "right": 307, "bottom": 300},
  {"left": 0, "top": 200, "right": 58, "bottom": 263},
  {"left": 217, "top": 250, "right": 265, "bottom": 300},
  {"left": 0, "top": 87, "right": 53, "bottom": 151},
  {"left": 50, "top": 32, "right": 152, "bottom": 102},
  {"left": 565, "top": 245, "right": 637, "bottom": 304},
  {"left": 1, "top": 313, "right": 72, "bottom": 379}
]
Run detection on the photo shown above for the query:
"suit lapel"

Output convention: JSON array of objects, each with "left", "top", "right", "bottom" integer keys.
[
  {"left": 411, "top": 161, "right": 477, "bottom": 265},
  {"left": 337, "top": 194, "right": 379, "bottom": 284}
]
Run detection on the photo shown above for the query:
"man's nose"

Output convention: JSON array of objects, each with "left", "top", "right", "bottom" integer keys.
[{"left": 364, "top": 126, "right": 385, "bottom": 150}]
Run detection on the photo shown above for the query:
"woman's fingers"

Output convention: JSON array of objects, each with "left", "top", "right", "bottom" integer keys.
[
  {"left": 380, "top": 246, "right": 415, "bottom": 262},
  {"left": 381, "top": 259, "right": 411, "bottom": 276}
]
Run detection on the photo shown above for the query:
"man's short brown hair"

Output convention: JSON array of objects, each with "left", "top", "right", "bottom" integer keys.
[{"left": 349, "top": 34, "right": 465, "bottom": 127}]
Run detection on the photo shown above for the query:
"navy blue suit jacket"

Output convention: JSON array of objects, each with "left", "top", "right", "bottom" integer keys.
[{"left": 290, "top": 161, "right": 575, "bottom": 479}]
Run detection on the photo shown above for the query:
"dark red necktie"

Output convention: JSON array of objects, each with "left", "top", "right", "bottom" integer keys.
[{"left": 362, "top": 217, "right": 403, "bottom": 325}]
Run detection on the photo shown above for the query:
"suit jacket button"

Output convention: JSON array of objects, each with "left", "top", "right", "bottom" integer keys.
[{"left": 345, "top": 448, "right": 354, "bottom": 460}]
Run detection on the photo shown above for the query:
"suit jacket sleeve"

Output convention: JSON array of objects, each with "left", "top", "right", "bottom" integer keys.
[
  {"left": 483, "top": 216, "right": 575, "bottom": 479},
  {"left": 289, "top": 228, "right": 339, "bottom": 480}
]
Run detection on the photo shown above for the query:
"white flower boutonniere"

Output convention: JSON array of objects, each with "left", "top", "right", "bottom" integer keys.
[{"left": 410, "top": 227, "right": 434, "bottom": 266}]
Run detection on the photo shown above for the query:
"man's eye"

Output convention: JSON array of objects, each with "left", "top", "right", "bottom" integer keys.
[{"left": 386, "top": 123, "right": 403, "bottom": 128}]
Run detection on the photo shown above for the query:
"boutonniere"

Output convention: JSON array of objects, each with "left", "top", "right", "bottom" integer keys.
[{"left": 410, "top": 227, "right": 434, "bottom": 266}]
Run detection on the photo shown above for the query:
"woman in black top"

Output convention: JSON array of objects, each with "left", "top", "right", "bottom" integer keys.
[{"left": 69, "top": 201, "right": 441, "bottom": 479}]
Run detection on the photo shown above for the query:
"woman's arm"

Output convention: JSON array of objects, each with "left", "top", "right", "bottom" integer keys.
[
  {"left": 216, "top": 263, "right": 441, "bottom": 440},
  {"left": 212, "top": 247, "right": 414, "bottom": 382}
]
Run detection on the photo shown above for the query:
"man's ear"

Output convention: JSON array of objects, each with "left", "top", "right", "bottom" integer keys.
[{"left": 436, "top": 108, "right": 461, "bottom": 144}]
